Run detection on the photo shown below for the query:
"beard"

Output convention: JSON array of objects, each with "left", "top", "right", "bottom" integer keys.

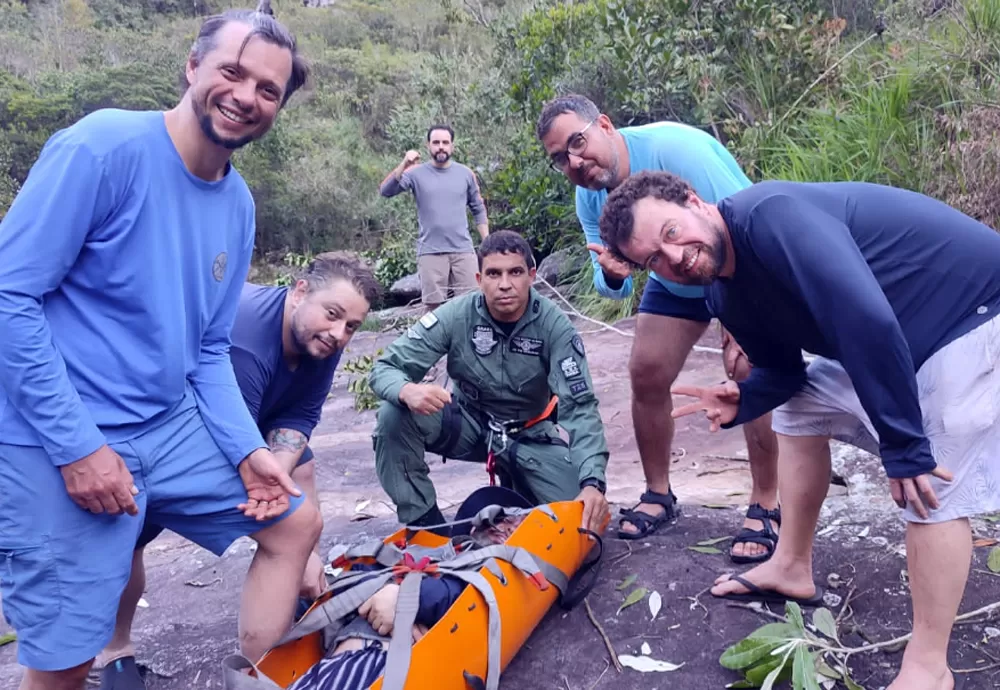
[
  {"left": 433, "top": 150, "right": 451, "bottom": 163},
  {"left": 192, "top": 95, "right": 258, "bottom": 151}
]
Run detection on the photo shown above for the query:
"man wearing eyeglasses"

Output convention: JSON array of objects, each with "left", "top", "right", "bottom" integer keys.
[{"left": 536, "top": 94, "right": 779, "bottom": 563}]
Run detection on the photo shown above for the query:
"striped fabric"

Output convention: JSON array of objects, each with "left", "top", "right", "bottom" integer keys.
[{"left": 288, "top": 640, "right": 387, "bottom": 690}]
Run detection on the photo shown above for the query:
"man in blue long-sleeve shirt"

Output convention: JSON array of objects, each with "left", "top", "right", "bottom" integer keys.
[
  {"left": 599, "top": 170, "right": 1000, "bottom": 690},
  {"left": 537, "top": 95, "right": 779, "bottom": 564},
  {"left": 0, "top": 7, "right": 322, "bottom": 689}
]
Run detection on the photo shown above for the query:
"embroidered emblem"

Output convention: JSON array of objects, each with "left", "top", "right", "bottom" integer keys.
[
  {"left": 559, "top": 357, "right": 581, "bottom": 379},
  {"left": 459, "top": 380, "right": 480, "bottom": 401},
  {"left": 570, "top": 380, "right": 589, "bottom": 395},
  {"left": 510, "top": 336, "right": 544, "bottom": 356},
  {"left": 471, "top": 325, "right": 498, "bottom": 356},
  {"left": 212, "top": 252, "right": 228, "bottom": 282},
  {"left": 406, "top": 326, "right": 423, "bottom": 340},
  {"left": 419, "top": 312, "right": 439, "bottom": 329},
  {"left": 572, "top": 334, "right": 585, "bottom": 356},
  {"left": 532, "top": 300, "right": 540, "bottom": 313}
]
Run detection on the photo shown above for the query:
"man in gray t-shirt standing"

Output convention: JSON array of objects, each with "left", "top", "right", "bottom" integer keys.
[{"left": 380, "top": 124, "right": 490, "bottom": 310}]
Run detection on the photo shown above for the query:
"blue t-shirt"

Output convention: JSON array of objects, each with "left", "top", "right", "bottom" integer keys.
[
  {"left": 232, "top": 284, "right": 341, "bottom": 441},
  {"left": 0, "top": 109, "right": 264, "bottom": 467},
  {"left": 713, "top": 180, "right": 1000, "bottom": 479},
  {"left": 575, "top": 121, "right": 751, "bottom": 300}
]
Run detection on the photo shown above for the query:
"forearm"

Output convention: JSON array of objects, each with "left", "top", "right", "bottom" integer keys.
[
  {"left": 191, "top": 354, "right": 267, "bottom": 466},
  {"left": 0, "top": 294, "right": 106, "bottom": 465},
  {"left": 476, "top": 222, "right": 489, "bottom": 240},
  {"left": 590, "top": 255, "right": 633, "bottom": 299},
  {"left": 562, "top": 403, "right": 609, "bottom": 485},
  {"left": 726, "top": 367, "right": 806, "bottom": 427},
  {"left": 266, "top": 428, "right": 308, "bottom": 474},
  {"left": 369, "top": 361, "right": 414, "bottom": 405},
  {"left": 379, "top": 168, "right": 405, "bottom": 196}
]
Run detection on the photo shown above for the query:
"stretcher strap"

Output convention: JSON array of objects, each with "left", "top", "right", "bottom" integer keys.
[
  {"left": 221, "top": 653, "right": 282, "bottom": 689},
  {"left": 379, "top": 572, "right": 423, "bottom": 690},
  {"left": 440, "top": 568, "right": 503, "bottom": 690},
  {"left": 278, "top": 571, "right": 397, "bottom": 646}
]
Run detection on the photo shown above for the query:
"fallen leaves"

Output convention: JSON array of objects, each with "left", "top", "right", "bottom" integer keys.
[
  {"left": 989, "top": 547, "right": 1000, "bottom": 574},
  {"left": 649, "top": 591, "right": 662, "bottom": 621},
  {"left": 687, "top": 546, "right": 724, "bottom": 555},
  {"left": 616, "top": 574, "right": 638, "bottom": 591},
  {"left": 973, "top": 537, "right": 998, "bottom": 548},
  {"left": 0, "top": 632, "right": 15, "bottom": 647},
  {"left": 618, "top": 654, "right": 684, "bottom": 672},
  {"left": 617, "top": 587, "right": 648, "bottom": 614}
]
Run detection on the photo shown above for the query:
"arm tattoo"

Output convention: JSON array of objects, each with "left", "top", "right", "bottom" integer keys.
[{"left": 266, "top": 428, "right": 307, "bottom": 454}]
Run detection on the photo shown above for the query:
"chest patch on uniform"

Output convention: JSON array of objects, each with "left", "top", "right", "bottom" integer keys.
[
  {"left": 419, "top": 312, "right": 439, "bottom": 329},
  {"left": 212, "top": 252, "right": 228, "bottom": 282},
  {"left": 572, "top": 334, "right": 585, "bottom": 356},
  {"left": 510, "top": 336, "right": 543, "bottom": 356},
  {"left": 559, "top": 357, "right": 581, "bottom": 379},
  {"left": 472, "top": 325, "right": 498, "bottom": 355},
  {"left": 570, "top": 380, "right": 589, "bottom": 395},
  {"left": 459, "top": 380, "right": 480, "bottom": 401}
]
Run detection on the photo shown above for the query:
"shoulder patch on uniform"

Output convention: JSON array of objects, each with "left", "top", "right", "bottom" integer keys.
[
  {"left": 419, "top": 312, "right": 439, "bottom": 329},
  {"left": 570, "top": 380, "right": 589, "bottom": 395},
  {"left": 510, "top": 336, "right": 544, "bottom": 356},
  {"left": 559, "top": 356, "right": 581, "bottom": 379},
  {"left": 572, "top": 334, "right": 585, "bottom": 356},
  {"left": 471, "top": 325, "right": 498, "bottom": 356}
]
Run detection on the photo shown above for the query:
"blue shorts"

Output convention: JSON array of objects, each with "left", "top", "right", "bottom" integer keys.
[
  {"left": 637, "top": 278, "right": 712, "bottom": 322},
  {"left": 135, "top": 444, "right": 315, "bottom": 550},
  {"left": 0, "top": 390, "right": 306, "bottom": 671}
]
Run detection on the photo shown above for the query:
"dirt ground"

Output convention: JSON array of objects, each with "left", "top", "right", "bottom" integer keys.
[{"left": 2, "top": 313, "right": 1000, "bottom": 689}]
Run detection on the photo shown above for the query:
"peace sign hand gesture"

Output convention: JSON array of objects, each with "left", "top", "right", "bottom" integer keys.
[{"left": 670, "top": 380, "right": 741, "bottom": 432}]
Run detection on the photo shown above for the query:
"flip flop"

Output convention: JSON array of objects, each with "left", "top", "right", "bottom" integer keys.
[
  {"left": 98, "top": 656, "right": 146, "bottom": 690},
  {"left": 712, "top": 574, "right": 825, "bottom": 608}
]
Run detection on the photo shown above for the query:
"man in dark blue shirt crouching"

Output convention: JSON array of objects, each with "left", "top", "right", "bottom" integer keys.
[
  {"left": 98, "top": 252, "right": 379, "bottom": 690},
  {"left": 598, "top": 171, "right": 1000, "bottom": 690}
]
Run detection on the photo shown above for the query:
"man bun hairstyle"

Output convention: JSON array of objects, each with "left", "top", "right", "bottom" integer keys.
[
  {"left": 598, "top": 171, "right": 694, "bottom": 265},
  {"left": 298, "top": 251, "right": 382, "bottom": 307},
  {"left": 536, "top": 93, "right": 601, "bottom": 141},
  {"left": 477, "top": 230, "right": 536, "bottom": 270},
  {"left": 186, "top": 1, "right": 310, "bottom": 106}
]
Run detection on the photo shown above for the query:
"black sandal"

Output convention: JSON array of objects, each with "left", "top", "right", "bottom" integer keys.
[
  {"left": 616, "top": 489, "right": 679, "bottom": 540},
  {"left": 730, "top": 503, "right": 781, "bottom": 564}
]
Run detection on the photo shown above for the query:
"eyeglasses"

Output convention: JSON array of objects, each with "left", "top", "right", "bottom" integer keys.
[{"left": 548, "top": 119, "right": 596, "bottom": 171}]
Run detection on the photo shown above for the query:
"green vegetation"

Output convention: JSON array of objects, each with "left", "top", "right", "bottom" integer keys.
[{"left": 2, "top": 0, "right": 1000, "bottom": 318}]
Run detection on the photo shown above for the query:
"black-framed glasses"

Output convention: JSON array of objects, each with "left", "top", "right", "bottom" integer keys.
[{"left": 548, "top": 119, "right": 596, "bottom": 171}]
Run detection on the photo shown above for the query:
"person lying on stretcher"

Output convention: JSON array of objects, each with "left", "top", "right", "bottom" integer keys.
[{"left": 289, "top": 488, "right": 528, "bottom": 690}]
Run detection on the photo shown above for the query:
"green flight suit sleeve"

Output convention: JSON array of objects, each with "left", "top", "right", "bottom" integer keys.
[
  {"left": 545, "top": 312, "right": 609, "bottom": 487},
  {"left": 369, "top": 301, "right": 458, "bottom": 405}
]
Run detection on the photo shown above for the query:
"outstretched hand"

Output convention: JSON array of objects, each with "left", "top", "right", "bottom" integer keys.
[
  {"left": 586, "top": 243, "right": 632, "bottom": 281},
  {"left": 889, "top": 465, "right": 954, "bottom": 519},
  {"left": 671, "top": 381, "right": 741, "bottom": 432},
  {"left": 237, "top": 448, "right": 302, "bottom": 521}
]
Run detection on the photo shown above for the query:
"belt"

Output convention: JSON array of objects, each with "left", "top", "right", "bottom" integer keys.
[{"left": 465, "top": 396, "right": 559, "bottom": 487}]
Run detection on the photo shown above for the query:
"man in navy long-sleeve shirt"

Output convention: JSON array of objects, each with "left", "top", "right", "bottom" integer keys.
[
  {"left": 0, "top": 8, "right": 321, "bottom": 689},
  {"left": 598, "top": 171, "right": 1000, "bottom": 690}
]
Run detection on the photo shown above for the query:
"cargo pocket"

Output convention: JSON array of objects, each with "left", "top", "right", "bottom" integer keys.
[{"left": 0, "top": 542, "right": 60, "bottom": 636}]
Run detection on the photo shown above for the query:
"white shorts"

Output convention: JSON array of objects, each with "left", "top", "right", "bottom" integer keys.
[{"left": 772, "top": 314, "right": 1000, "bottom": 524}]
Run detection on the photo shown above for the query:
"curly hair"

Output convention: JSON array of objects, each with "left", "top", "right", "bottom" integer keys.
[
  {"left": 598, "top": 171, "right": 694, "bottom": 265},
  {"left": 298, "top": 251, "right": 381, "bottom": 306}
]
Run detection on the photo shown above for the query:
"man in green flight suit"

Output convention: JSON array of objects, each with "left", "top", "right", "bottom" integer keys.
[{"left": 370, "top": 230, "right": 611, "bottom": 534}]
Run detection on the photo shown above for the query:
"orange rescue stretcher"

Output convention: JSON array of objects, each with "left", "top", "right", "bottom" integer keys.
[{"left": 221, "top": 497, "right": 604, "bottom": 690}]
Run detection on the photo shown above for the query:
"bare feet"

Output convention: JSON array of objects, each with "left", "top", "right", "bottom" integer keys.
[
  {"left": 887, "top": 665, "right": 954, "bottom": 690},
  {"left": 711, "top": 560, "right": 816, "bottom": 601}
]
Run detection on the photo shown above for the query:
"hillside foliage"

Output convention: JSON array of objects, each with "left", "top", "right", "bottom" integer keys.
[{"left": 2, "top": 0, "right": 1000, "bottom": 314}]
